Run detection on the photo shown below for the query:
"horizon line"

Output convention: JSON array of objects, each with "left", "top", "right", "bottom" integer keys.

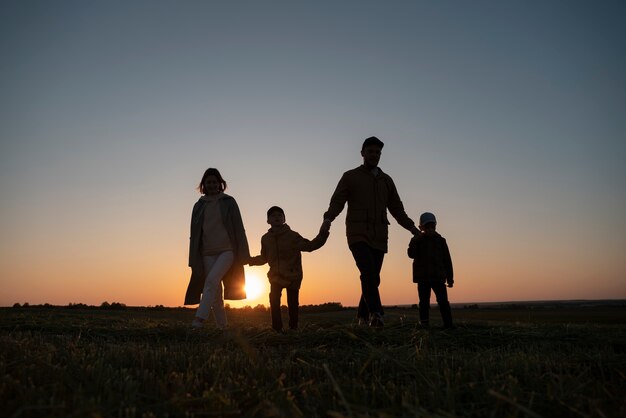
[{"left": 3, "top": 298, "right": 625, "bottom": 309}]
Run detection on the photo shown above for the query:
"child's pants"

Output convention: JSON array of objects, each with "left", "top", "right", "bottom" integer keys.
[
  {"left": 269, "top": 283, "right": 299, "bottom": 331},
  {"left": 417, "top": 278, "right": 453, "bottom": 327},
  {"left": 196, "top": 251, "right": 234, "bottom": 328}
]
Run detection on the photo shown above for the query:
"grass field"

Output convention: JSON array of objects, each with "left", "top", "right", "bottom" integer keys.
[{"left": 1, "top": 303, "right": 625, "bottom": 417}]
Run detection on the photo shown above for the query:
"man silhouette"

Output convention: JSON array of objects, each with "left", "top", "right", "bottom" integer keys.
[{"left": 323, "top": 136, "right": 418, "bottom": 327}]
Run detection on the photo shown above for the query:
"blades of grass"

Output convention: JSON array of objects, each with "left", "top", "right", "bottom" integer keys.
[
  {"left": 488, "top": 389, "right": 542, "bottom": 418},
  {"left": 323, "top": 363, "right": 353, "bottom": 418}
]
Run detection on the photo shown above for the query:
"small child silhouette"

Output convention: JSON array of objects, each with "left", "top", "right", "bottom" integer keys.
[
  {"left": 407, "top": 212, "right": 454, "bottom": 329},
  {"left": 248, "top": 206, "right": 329, "bottom": 332}
]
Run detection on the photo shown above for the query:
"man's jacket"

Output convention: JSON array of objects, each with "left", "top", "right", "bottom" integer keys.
[{"left": 324, "top": 165, "right": 415, "bottom": 252}]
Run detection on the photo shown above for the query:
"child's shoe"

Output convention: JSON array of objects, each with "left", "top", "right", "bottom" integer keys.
[
  {"left": 369, "top": 312, "right": 385, "bottom": 328},
  {"left": 356, "top": 316, "right": 369, "bottom": 327}
]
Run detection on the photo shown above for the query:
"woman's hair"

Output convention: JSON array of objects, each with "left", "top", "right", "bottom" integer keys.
[{"left": 198, "top": 168, "right": 227, "bottom": 194}]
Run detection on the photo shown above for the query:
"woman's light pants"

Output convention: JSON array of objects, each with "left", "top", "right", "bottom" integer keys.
[{"left": 195, "top": 251, "right": 234, "bottom": 328}]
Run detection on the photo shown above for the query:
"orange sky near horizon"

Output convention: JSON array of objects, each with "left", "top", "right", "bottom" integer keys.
[{"left": 2, "top": 197, "right": 624, "bottom": 309}]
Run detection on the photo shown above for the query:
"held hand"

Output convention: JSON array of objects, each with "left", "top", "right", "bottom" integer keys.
[
  {"left": 410, "top": 226, "right": 420, "bottom": 236},
  {"left": 447, "top": 281, "right": 454, "bottom": 288}
]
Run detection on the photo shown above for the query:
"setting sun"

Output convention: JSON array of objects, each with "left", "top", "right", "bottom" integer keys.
[{"left": 244, "top": 274, "right": 267, "bottom": 301}]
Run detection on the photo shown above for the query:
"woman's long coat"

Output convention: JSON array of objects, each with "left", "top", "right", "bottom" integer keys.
[{"left": 184, "top": 194, "right": 250, "bottom": 304}]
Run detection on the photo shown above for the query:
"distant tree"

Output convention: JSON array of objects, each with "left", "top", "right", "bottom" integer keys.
[
  {"left": 300, "top": 302, "right": 344, "bottom": 313},
  {"left": 12, "top": 303, "right": 21, "bottom": 308},
  {"left": 99, "top": 301, "right": 127, "bottom": 310}
]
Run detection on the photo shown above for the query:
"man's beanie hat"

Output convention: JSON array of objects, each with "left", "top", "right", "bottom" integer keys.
[
  {"left": 267, "top": 206, "right": 285, "bottom": 218},
  {"left": 362, "top": 136, "right": 384, "bottom": 150},
  {"left": 419, "top": 212, "right": 437, "bottom": 226}
]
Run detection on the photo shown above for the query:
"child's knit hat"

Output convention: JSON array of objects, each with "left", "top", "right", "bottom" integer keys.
[{"left": 419, "top": 212, "right": 437, "bottom": 226}]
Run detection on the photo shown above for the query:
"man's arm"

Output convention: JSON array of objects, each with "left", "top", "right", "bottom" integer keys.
[
  {"left": 323, "top": 173, "right": 349, "bottom": 224},
  {"left": 442, "top": 239, "right": 454, "bottom": 286},
  {"left": 385, "top": 176, "right": 418, "bottom": 234}
]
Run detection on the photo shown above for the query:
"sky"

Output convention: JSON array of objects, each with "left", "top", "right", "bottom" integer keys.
[{"left": 1, "top": 1, "right": 625, "bottom": 308}]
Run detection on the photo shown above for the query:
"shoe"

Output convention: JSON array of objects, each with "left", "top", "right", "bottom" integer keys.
[
  {"left": 356, "top": 317, "right": 369, "bottom": 326},
  {"left": 191, "top": 317, "right": 205, "bottom": 329},
  {"left": 369, "top": 312, "right": 384, "bottom": 328}
]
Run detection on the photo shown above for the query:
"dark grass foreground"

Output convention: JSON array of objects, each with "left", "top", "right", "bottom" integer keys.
[{"left": 1, "top": 305, "right": 625, "bottom": 417}]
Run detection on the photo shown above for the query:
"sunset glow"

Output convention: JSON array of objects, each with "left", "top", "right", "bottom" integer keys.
[{"left": 244, "top": 274, "right": 267, "bottom": 301}]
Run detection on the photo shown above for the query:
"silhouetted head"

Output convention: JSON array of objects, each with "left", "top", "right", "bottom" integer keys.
[
  {"left": 361, "top": 136, "right": 384, "bottom": 169},
  {"left": 361, "top": 136, "right": 384, "bottom": 151},
  {"left": 418, "top": 212, "right": 437, "bottom": 234},
  {"left": 198, "top": 168, "right": 227, "bottom": 195},
  {"left": 267, "top": 206, "right": 285, "bottom": 218},
  {"left": 267, "top": 206, "right": 286, "bottom": 228}
]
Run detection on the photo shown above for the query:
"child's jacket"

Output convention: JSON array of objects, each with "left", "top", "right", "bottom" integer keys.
[
  {"left": 249, "top": 224, "right": 329, "bottom": 289},
  {"left": 407, "top": 232, "right": 454, "bottom": 284}
]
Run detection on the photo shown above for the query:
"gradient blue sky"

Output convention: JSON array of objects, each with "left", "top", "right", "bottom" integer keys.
[{"left": 1, "top": 1, "right": 625, "bottom": 307}]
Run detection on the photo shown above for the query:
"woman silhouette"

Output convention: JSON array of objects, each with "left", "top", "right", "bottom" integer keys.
[{"left": 184, "top": 168, "right": 250, "bottom": 329}]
